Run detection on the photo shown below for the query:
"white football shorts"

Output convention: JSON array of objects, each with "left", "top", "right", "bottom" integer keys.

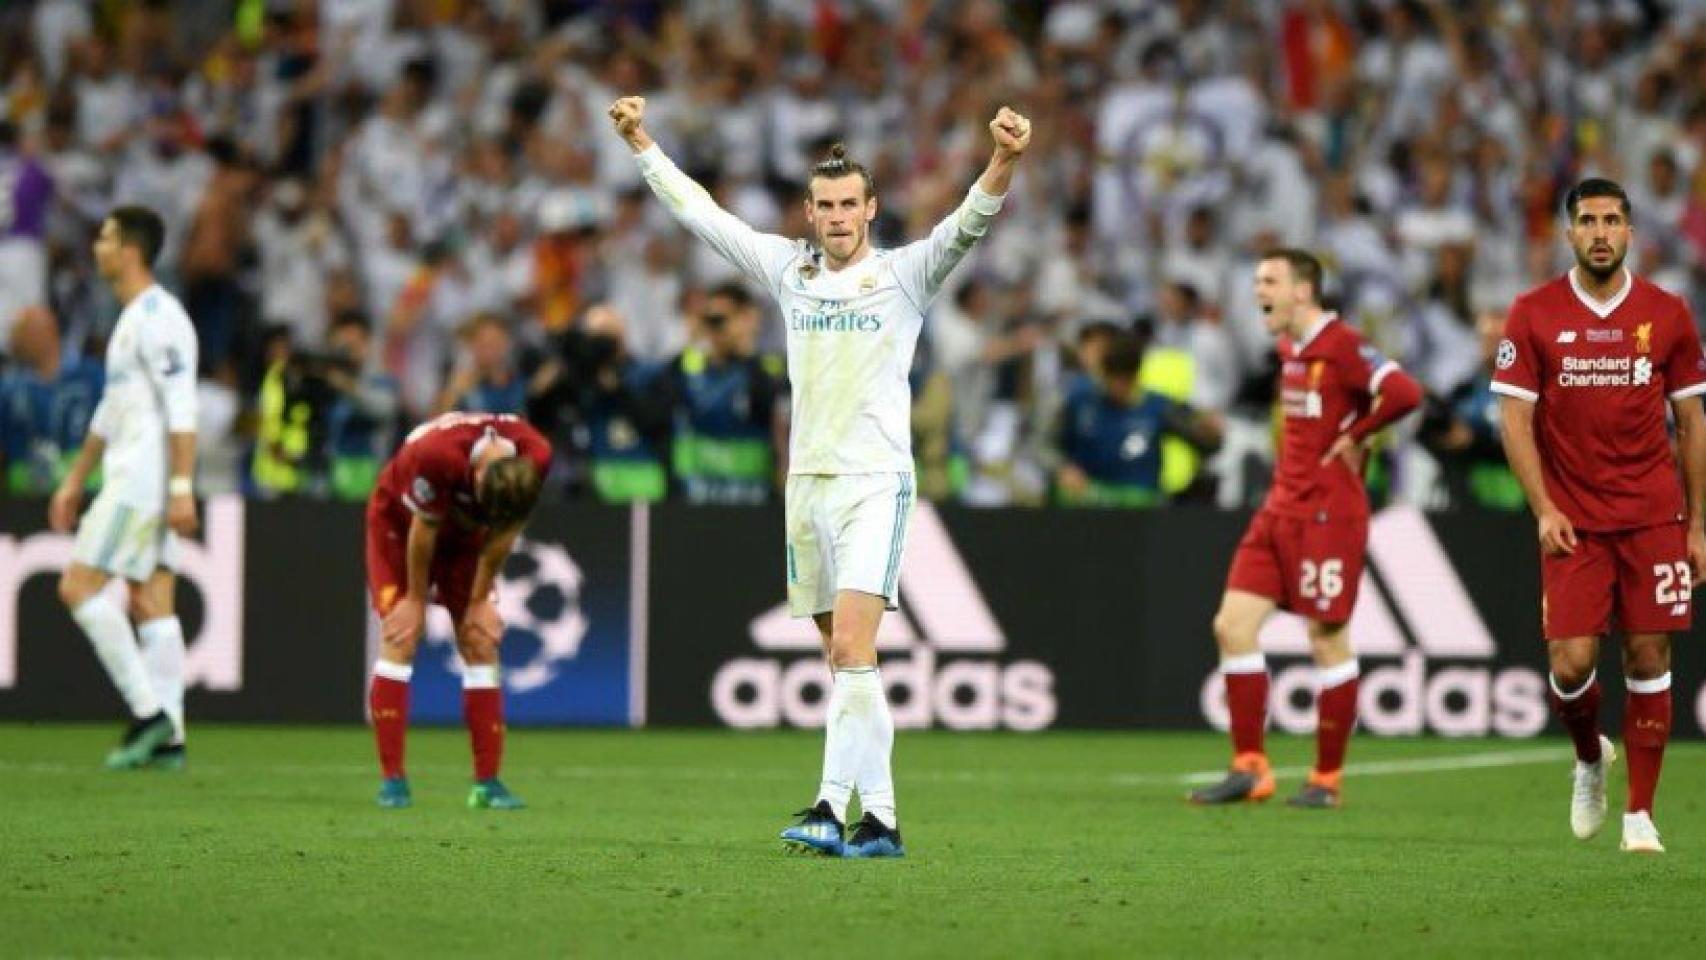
[
  {"left": 72, "top": 491, "right": 181, "bottom": 582},
  {"left": 784, "top": 472, "right": 916, "bottom": 618}
]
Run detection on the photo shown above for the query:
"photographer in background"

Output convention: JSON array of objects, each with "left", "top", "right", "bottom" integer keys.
[
  {"left": 1416, "top": 309, "right": 1523, "bottom": 510},
  {"left": 250, "top": 323, "right": 349, "bottom": 498},
  {"left": 433, "top": 312, "right": 524, "bottom": 416},
  {"left": 1046, "top": 331, "right": 1223, "bottom": 508},
  {"left": 0, "top": 306, "right": 104, "bottom": 495},
  {"left": 653, "top": 283, "right": 786, "bottom": 504},
  {"left": 322, "top": 312, "right": 400, "bottom": 501},
  {"left": 527, "top": 302, "right": 670, "bottom": 502}
]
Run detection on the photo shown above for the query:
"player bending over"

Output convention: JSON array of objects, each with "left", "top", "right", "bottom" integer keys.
[
  {"left": 612, "top": 94, "right": 1030, "bottom": 857},
  {"left": 365, "top": 412, "right": 550, "bottom": 809},
  {"left": 1492, "top": 178, "right": 1706, "bottom": 853},
  {"left": 1191, "top": 249, "right": 1421, "bottom": 809}
]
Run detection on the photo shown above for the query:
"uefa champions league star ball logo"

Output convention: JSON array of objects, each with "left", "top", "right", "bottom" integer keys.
[
  {"left": 494, "top": 540, "right": 589, "bottom": 693},
  {"left": 1496, "top": 339, "right": 1517, "bottom": 370}
]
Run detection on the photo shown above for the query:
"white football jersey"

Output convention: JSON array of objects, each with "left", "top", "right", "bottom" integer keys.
[
  {"left": 89, "top": 284, "right": 199, "bottom": 510},
  {"left": 636, "top": 145, "right": 1002, "bottom": 474}
]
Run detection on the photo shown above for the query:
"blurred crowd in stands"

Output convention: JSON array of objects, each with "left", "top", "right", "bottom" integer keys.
[{"left": 5, "top": 0, "right": 1706, "bottom": 509}]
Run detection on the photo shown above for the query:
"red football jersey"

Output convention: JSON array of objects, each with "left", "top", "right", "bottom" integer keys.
[
  {"left": 373, "top": 412, "right": 553, "bottom": 530},
  {"left": 1491, "top": 270, "right": 1706, "bottom": 532},
  {"left": 1266, "top": 315, "right": 1399, "bottom": 520}
]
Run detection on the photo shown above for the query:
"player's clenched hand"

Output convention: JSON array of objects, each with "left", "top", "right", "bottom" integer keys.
[
  {"left": 47, "top": 483, "right": 81, "bottom": 533},
  {"left": 989, "top": 106, "right": 1032, "bottom": 156},
  {"left": 1537, "top": 505, "right": 1578, "bottom": 556},
  {"left": 167, "top": 492, "right": 199, "bottom": 536},
  {"left": 383, "top": 597, "right": 426, "bottom": 649},
  {"left": 1319, "top": 433, "right": 1365, "bottom": 471},
  {"left": 608, "top": 96, "right": 650, "bottom": 149}
]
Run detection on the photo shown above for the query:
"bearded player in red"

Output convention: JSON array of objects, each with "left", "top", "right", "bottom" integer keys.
[
  {"left": 1191, "top": 249, "right": 1422, "bottom": 809},
  {"left": 366, "top": 412, "right": 551, "bottom": 809},
  {"left": 1492, "top": 179, "right": 1706, "bottom": 854}
]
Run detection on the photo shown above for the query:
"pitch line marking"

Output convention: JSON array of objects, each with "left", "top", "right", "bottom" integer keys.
[{"left": 0, "top": 747, "right": 1574, "bottom": 787}]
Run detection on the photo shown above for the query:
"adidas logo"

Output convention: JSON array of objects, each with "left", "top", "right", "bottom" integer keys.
[
  {"left": 1202, "top": 506, "right": 1549, "bottom": 737},
  {"left": 719, "top": 503, "right": 1056, "bottom": 730},
  {"left": 1, "top": 498, "right": 247, "bottom": 692}
]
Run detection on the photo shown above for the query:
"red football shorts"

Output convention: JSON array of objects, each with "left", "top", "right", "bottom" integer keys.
[
  {"left": 1541, "top": 521, "right": 1692, "bottom": 640},
  {"left": 1226, "top": 508, "right": 1369, "bottom": 624},
  {"left": 365, "top": 498, "right": 488, "bottom": 623}
]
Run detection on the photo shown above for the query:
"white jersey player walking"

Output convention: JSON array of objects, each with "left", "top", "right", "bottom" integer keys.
[
  {"left": 611, "top": 95, "right": 1031, "bottom": 858},
  {"left": 49, "top": 206, "right": 200, "bottom": 770}
]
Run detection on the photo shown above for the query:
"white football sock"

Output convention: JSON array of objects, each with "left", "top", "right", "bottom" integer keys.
[
  {"left": 137, "top": 617, "right": 186, "bottom": 745},
  {"left": 847, "top": 667, "right": 897, "bottom": 829},
  {"left": 814, "top": 668, "right": 862, "bottom": 823},
  {"left": 73, "top": 596, "right": 161, "bottom": 719}
]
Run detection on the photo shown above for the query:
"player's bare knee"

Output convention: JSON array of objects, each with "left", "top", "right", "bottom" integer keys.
[
  {"left": 1307, "top": 624, "right": 1352, "bottom": 666},
  {"left": 127, "top": 589, "right": 165, "bottom": 623},
  {"left": 456, "top": 637, "right": 500, "bottom": 666},
  {"left": 1212, "top": 609, "right": 1255, "bottom": 656},
  {"left": 56, "top": 575, "right": 82, "bottom": 609},
  {"left": 1623, "top": 637, "right": 1671, "bottom": 680},
  {"left": 380, "top": 634, "right": 420, "bottom": 664},
  {"left": 57, "top": 569, "right": 98, "bottom": 609},
  {"left": 827, "top": 634, "right": 876, "bottom": 670},
  {"left": 1546, "top": 641, "right": 1596, "bottom": 688}
]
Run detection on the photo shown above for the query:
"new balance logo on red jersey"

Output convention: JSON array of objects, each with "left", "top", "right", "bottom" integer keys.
[
  {"left": 1200, "top": 506, "right": 1550, "bottom": 737},
  {"left": 1557, "top": 331, "right": 1578, "bottom": 343}
]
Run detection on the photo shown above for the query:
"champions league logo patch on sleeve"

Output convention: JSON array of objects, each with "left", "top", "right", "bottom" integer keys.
[
  {"left": 1496, "top": 339, "right": 1517, "bottom": 370},
  {"left": 412, "top": 477, "right": 436, "bottom": 504}
]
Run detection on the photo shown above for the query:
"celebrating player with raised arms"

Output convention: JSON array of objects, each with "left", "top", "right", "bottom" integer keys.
[
  {"left": 365, "top": 412, "right": 550, "bottom": 810},
  {"left": 1492, "top": 178, "right": 1706, "bottom": 854},
  {"left": 611, "top": 94, "right": 1030, "bottom": 857},
  {"left": 1191, "top": 249, "right": 1422, "bottom": 809}
]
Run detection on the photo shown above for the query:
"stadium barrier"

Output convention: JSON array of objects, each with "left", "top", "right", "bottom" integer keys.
[{"left": 3, "top": 498, "right": 1703, "bottom": 736}]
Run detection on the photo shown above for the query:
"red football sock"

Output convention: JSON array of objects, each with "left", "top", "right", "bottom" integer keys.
[
  {"left": 463, "top": 667, "right": 505, "bottom": 781},
  {"left": 1624, "top": 675, "right": 1672, "bottom": 815},
  {"left": 1223, "top": 656, "right": 1269, "bottom": 759},
  {"left": 369, "top": 666, "right": 412, "bottom": 780},
  {"left": 1314, "top": 670, "right": 1359, "bottom": 776},
  {"left": 1547, "top": 671, "right": 1603, "bottom": 764}
]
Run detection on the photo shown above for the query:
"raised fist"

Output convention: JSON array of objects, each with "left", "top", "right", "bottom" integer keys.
[
  {"left": 990, "top": 106, "right": 1032, "bottom": 156},
  {"left": 609, "top": 96, "right": 646, "bottom": 139}
]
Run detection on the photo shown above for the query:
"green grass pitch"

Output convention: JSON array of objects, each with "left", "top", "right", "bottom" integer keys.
[{"left": 2, "top": 726, "right": 1703, "bottom": 958}]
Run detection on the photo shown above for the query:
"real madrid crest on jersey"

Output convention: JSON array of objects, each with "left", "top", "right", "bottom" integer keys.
[
  {"left": 799, "top": 261, "right": 819, "bottom": 281},
  {"left": 1496, "top": 338, "right": 1517, "bottom": 370},
  {"left": 859, "top": 274, "right": 876, "bottom": 294}
]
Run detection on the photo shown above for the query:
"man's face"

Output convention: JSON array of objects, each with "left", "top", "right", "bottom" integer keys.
[
  {"left": 330, "top": 325, "right": 369, "bottom": 364},
  {"left": 92, "top": 218, "right": 126, "bottom": 281},
  {"left": 1103, "top": 372, "right": 1137, "bottom": 404},
  {"left": 469, "top": 323, "right": 510, "bottom": 374},
  {"left": 805, "top": 174, "right": 875, "bottom": 263},
  {"left": 1078, "top": 334, "right": 1111, "bottom": 379},
  {"left": 1566, "top": 196, "right": 1631, "bottom": 282},
  {"left": 1254, "top": 258, "right": 1304, "bottom": 336},
  {"left": 704, "top": 295, "right": 758, "bottom": 358}
]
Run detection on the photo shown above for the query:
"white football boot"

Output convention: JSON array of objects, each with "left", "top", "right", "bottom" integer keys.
[
  {"left": 1621, "top": 812, "right": 1665, "bottom": 854},
  {"left": 1571, "top": 735, "right": 1616, "bottom": 840}
]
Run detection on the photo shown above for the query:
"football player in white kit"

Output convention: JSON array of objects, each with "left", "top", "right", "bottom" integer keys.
[
  {"left": 49, "top": 206, "right": 199, "bottom": 770},
  {"left": 611, "top": 95, "right": 1031, "bottom": 857}
]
